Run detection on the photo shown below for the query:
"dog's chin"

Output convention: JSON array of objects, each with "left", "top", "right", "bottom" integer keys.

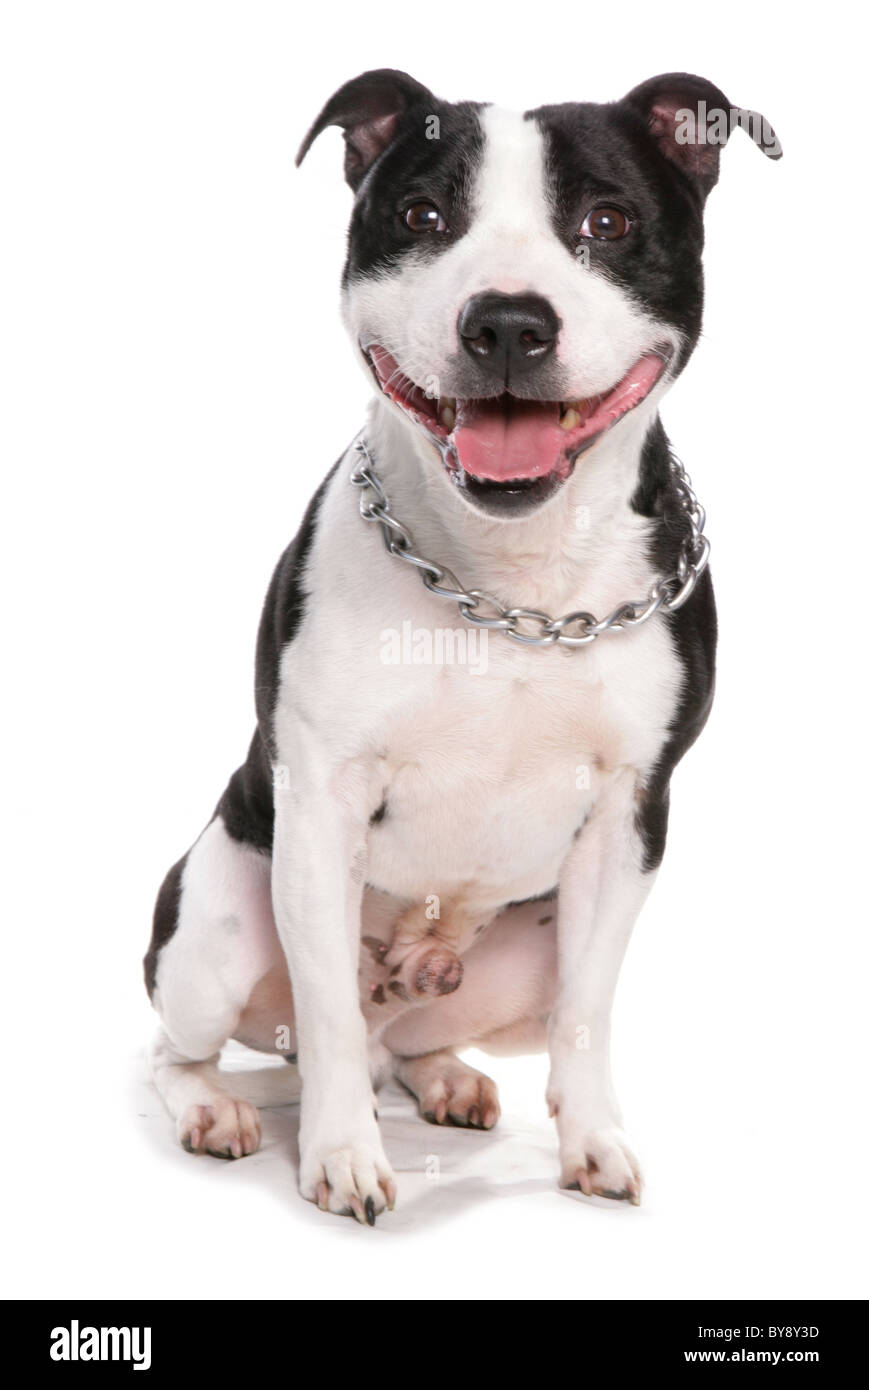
[
  {"left": 453, "top": 468, "right": 570, "bottom": 518},
  {"left": 363, "top": 344, "right": 671, "bottom": 518}
]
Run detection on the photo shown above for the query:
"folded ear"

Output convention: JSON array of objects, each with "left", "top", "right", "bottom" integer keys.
[
  {"left": 622, "top": 72, "right": 781, "bottom": 200},
  {"left": 296, "top": 68, "right": 436, "bottom": 190}
]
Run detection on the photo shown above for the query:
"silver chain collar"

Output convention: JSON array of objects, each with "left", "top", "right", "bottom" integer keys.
[{"left": 349, "top": 436, "right": 710, "bottom": 648}]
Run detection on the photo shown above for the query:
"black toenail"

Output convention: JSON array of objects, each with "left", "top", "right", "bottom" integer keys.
[{"left": 365, "top": 1196, "right": 376, "bottom": 1226}]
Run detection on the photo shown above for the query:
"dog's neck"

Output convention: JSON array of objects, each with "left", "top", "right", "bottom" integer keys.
[{"left": 364, "top": 396, "right": 661, "bottom": 618}]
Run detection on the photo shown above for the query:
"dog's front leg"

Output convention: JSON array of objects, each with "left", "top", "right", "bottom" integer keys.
[
  {"left": 271, "top": 736, "right": 396, "bottom": 1223},
  {"left": 547, "top": 767, "right": 656, "bottom": 1203}
]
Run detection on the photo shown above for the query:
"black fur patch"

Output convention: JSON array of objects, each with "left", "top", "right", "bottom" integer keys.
[
  {"left": 342, "top": 100, "right": 485, "bottom": 284},
  {"left": 254, "top": 460, "right": 342, "bottom": 752},
  {"left": 216, "top": 729, "right": 274, "bottom": 853},
  {"left": 143, "top": 852, "right": 187, "bottom": 999},
  {"left": 631, "top": 418, "right": 717, "bottom": 870},
  {"left": 212, "top": 459, "right": 341, "bottom": 854},
  {"left": 531, "top": 102, "right": 706, "bottom": 376}
]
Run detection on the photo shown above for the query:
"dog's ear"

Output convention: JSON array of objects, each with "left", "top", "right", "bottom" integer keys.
[
  {"left": 622, "top": 73, "right": 781, "bottom": 200},
  {"left": 296, "top": 69, "right": 436, "bottom": 190}
]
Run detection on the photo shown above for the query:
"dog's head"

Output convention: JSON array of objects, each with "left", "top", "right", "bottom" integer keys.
[{"left": 298, "top": 70, "right": 780, "bottom": 516}]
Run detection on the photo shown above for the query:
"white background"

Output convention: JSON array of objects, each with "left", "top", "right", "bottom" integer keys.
[{"left": 2, "top": 0, "right": 867, "bottom": 1301}]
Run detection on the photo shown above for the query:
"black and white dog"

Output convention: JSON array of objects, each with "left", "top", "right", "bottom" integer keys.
[{"left": 145, "top": 70, "right": 779, "bottom": 1223}]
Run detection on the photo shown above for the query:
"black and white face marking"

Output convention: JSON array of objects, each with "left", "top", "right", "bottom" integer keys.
[{"left": 299, "top": 70, "right": 779, "bottom": 517}]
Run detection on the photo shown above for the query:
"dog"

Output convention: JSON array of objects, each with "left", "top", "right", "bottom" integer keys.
[{"left": 144, "top": 70, "right": 780, "bottom": 1223}]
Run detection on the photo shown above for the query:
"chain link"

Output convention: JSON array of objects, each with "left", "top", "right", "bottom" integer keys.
[{"left": 349, "top": 436, "right": 710, "bottom": 649}]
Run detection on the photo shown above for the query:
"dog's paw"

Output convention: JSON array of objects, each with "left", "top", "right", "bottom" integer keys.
[
  {"left": 300, "top": 1134, "right": 397, "bottom": 1225},
  {"left": 558, "top": 1125, "right": 642, "bottom": 1204},
  {"left": 397, "top": 1052, "right": 500, "bottom": 1128},
  {"left": 178, "top": 1098, "right": 261, "bottom": 1159}
]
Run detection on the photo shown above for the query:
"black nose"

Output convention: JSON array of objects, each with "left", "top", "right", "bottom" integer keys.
[{"left": 458, "top": 292, "right": 560, "bottom": 383}]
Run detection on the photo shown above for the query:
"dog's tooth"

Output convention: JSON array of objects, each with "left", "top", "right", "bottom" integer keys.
[
  {"left": 440, "top": 404, "right": 456, "bottom": 431},
  {"left": 560, "top": 407, "right": 580, "bottom": 431}
]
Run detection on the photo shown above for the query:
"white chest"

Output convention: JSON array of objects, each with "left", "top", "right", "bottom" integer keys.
[
  {"left": 277, "top": 446, "right": 683, "bottom": 915},
  {"left": 363, "top": 631, "right": 675, "bottom": 910}
]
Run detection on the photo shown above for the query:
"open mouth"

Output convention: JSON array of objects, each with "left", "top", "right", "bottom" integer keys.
[{"left": 365, "top": 344, "right": 670, "bottom": 513}]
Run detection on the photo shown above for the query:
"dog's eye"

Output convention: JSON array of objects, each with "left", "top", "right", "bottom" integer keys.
[
  {"left": 579, "top": 207, "right": 631, "bottom": 240},
  {"left": 404, "top": 201, "right": 448, "bottom": 233}
]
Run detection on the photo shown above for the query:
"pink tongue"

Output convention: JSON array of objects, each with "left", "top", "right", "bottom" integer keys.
[{"left": 452, "top": 398, "right": 564, "bottom": 481}]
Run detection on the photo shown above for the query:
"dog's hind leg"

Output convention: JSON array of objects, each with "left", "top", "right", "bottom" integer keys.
[
  {"left": 149, "top": 1031, "right": 263, "bottom": 1158},
  {"left": 385, "top": 899, "right": 558, "bottom": 1129},
  {"left": 394, "top": 1051, "right": 501, "bottom": 1129},
  {"left": 146, "top": 815, "right": 284, "bottom": 1158}
]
